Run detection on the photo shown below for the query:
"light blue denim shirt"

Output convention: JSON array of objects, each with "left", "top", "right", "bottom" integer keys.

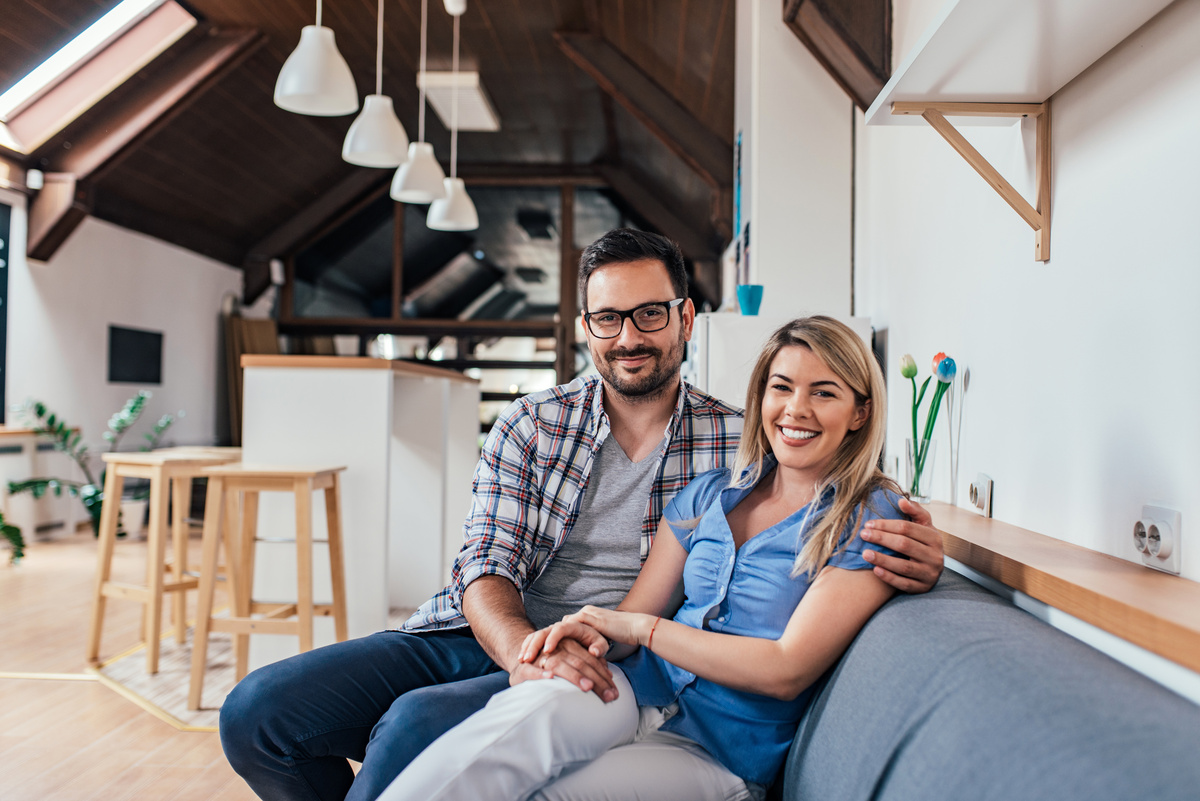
[{"left": 617, "top": 461, "right": 905, "bottom": 784}]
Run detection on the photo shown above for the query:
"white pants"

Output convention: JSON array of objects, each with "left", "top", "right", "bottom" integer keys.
[{"left": 377, "top": 666, "right": 759, "bottom": 801}]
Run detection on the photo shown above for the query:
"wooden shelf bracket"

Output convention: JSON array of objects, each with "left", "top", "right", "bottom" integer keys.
[{"left": 893, "top": 101, "right": 1052, "bottom": 262}]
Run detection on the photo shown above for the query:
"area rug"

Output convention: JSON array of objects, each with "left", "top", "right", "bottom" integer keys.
[
  {"left": 95, "top": 625, "right": 236, "bottom": 731},
  {"left": 95, "top": 608, "right": 417, "bottom": 731}
]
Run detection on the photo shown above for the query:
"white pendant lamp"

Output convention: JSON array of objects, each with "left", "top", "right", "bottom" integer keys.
[
  {"left": 391, "top": 0, "right": 446, "bottom": 202},
  {"left": 274, "top": 0, "right": 359, "bottom": 116},
  {"left": 342, "top": 0, "right": 409, "bottom": 166},
  {"left": 427, "top": 8, "right": 478, "bottom": 231}
]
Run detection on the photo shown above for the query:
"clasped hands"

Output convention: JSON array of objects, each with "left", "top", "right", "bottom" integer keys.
[{"left": 510, "top": 606, "right": 650, "bottom": 703}]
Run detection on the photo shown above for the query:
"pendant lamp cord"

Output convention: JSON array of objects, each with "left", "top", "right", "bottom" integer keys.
[
  {"left": 375, "top": 0, "right": 384, "bottom": 96},
  {"left": 315, "top": 0, "right": 322, "bottom": 28},
  {"left": 450, "top": 12, "right": 459, "bottom": 179},
  {"left": 417, "top": 0, "right": 428, "bottom": 142}
]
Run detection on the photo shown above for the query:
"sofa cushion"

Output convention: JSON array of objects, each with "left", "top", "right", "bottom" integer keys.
[{"left": 780, "top": 571, "right": 1200, "bottom": 800}]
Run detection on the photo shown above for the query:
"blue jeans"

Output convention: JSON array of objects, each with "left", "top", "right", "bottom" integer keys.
[{"left": 219, "top": 629, "right": 510, "bottom": 801}]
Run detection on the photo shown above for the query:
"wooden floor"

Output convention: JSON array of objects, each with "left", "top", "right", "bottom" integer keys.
[{"left": 0, "top": 529, "right": 258, "bottom": 800}]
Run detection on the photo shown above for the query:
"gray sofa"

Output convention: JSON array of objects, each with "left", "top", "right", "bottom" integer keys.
[{"left": 775, "top": 571, "right": 1200, "bottom": 800}]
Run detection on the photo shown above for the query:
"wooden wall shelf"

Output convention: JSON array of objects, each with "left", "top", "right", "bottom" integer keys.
[
  {"left": 863, "top": 0, "right": 1174, "bottom": 262},
  {"left": 864, "top": 0, "right": 1176, "bottom": 127},
  {"left": 929, "top": 502, "right": 1200, "bottom": 674}
]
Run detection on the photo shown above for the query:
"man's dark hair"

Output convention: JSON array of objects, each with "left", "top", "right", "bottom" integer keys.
[{"left": 577, "top": 228, "right": 688, "bottom": 310}]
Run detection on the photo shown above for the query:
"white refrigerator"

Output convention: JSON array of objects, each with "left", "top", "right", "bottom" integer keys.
[{"left": 683, "top": 313, "right": 873, "bottom": 410}]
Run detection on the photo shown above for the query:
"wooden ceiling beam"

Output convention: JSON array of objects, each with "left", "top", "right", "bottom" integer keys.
[
  {"left": 782, "top": 0, "right": 891, "bottom": 111},
  {"left": 247, "top": 170, "right": 389, "bottom": 264},
  {"left": 25, "top": 26, "right": 263, "bottom": 262},
  {"left": 595, "top": 164, "right": 717, "bottom": 261},
  {"left": 48, "top": 27, "right": 264, "bottom": 181},
  {"left": 458, "top": 163, "right": 607, "bottom": 186},
  {"left": 0, "top": 153, "right": 29, "bottom": 194},
  {"left": 554, "top": 32, "right": 732, "bottom": 190},
  {"left": 27, "top": 173, "right": 91, "bottom": 261}
]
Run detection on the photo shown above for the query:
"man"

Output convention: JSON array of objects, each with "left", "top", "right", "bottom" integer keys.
[{"left": 220, "top": 229, "right": 944, "bottom": 800}]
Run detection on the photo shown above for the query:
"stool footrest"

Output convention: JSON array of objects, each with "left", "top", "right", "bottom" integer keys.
[
  {"left": 258, "top": 603, "right": 298, "bottom": 620},
  {"left": 162, "top": 578, "right": 200, "bottom": 592},
  {"left": 101, "top": 583, "right": 152, "bottom": 602},
  {"left": 210, "top": 617, "right": 299, "bottom": 636},
  {"left": 247, "top": 601, "right": 340, "bottom": 617}
]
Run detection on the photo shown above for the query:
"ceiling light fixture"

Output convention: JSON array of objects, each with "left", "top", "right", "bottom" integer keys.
[
  {"left": 274, "top": 0, "right": 358, "bottom": 116},
  {"left": 391, "top": 0, "right": 446, "bottom": 203},
  {"left": 342, "top": 0, "right": 409, "bottom": 166},
  {"left": 427, "top": 4, "right": 478, "bottom": 231},
  {"left": 419, "top": 71, "right": 499, "bottom": 131}
]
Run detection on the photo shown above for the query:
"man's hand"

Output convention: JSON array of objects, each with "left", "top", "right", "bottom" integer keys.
[
  {"left": 511, "top": 635, "right": 618, "bottom": 702},
  {"left": 521, "top": 619, "right": 609, "bottom": 661},
  {"left": 462, "top": 575, "right": 617, "bottom": 701},
  {"left": 860, "top": 497, "right": 944, "bottom": 593}
]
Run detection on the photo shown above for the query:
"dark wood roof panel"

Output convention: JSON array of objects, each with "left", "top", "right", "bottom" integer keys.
[{"left": 0, "top": 0, "right": 111, "bottom": 92}]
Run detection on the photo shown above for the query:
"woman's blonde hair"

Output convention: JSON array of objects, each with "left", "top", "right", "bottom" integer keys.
[{"left": 729, "top": 316, "right": 900, "bottom": 577}]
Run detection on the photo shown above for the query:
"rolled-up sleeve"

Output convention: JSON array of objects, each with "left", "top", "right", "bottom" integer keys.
[{"left": 448, "top": 400, "right": 543, "bottom": 611}]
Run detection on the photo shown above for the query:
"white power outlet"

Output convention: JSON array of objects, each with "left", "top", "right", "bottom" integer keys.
[
  {"left": 1133, "top": 505, "right": 1181, "bottom": 575},
  {"left": 968, "top": 473, "right": 993, "bottom": 517}
]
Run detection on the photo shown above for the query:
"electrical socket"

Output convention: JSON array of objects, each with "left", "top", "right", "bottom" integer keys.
[
  {"left": 968, "top": 473, "right": 993, "bottom": 517},
  {"left": 1134, "top": 505, "right": 1181, "bottom": 574}
]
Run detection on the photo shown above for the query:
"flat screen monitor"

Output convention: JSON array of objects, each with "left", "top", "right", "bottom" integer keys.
[{"left": 108, "top": 325, "right": 162, "bottom": 384}]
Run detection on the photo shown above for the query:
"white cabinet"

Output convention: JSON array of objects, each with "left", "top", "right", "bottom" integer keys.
[
  {"left": 240, "top": 356, "right": 480, "bottom": 669},
  {"left": 0, "top": 427, "right": 83, "bottom": 539}
]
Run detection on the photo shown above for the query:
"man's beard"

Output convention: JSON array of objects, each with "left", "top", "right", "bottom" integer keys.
[{"left": 594, "top": 327, "right": 686, "bottom": 403}]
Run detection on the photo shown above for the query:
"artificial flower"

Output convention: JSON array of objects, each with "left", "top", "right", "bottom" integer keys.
[
  {"left": 906, "top": 351, "right": 956, "bottom": 497},
  {"left": 935, "top": 356, "right": 957, "bottom": 384}
]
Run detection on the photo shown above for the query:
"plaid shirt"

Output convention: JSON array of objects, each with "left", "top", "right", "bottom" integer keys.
[{"left": 402, "top": 374, "right": 744, "bottom": 631}]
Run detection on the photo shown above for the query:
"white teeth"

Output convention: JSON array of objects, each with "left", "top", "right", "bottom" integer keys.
[{"left": 781, "top": 427, "right": 817, "bottom": 440}]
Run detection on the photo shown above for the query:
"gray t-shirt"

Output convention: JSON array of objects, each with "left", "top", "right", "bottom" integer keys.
[{"left": 522, "top": 435, "right": 663, "bottom": 630}]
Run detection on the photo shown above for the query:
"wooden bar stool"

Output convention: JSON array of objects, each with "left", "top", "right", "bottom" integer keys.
[
  {"left": 188, "top": 464, "right": 348, "bottom": 710},
  {"left": 87, "top": 449, "right": 241, "bottom": 674}
]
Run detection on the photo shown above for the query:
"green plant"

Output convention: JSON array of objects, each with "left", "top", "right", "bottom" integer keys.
[
  {"left": 1, "top": 510, "right": 24, "bottom": 564},
  {"left": 6, "top": 391, "right": 180, "bottom": 539}
]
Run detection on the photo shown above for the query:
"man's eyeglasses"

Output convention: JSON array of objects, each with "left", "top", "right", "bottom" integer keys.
[{"left": 583, "top": 298, "right": 685, "bottom": 339}]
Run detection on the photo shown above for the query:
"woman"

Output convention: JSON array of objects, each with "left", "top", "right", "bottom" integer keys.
[{"left": 380, "top": 316, "right": 907, "bottom": 801}]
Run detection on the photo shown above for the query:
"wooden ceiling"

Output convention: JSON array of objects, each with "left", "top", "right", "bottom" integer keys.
[{"left": 2, "top": 0, "right": 737, "bottom": 290}]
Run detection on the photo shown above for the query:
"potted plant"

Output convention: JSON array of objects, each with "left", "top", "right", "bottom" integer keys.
[
  {"left": 4, "top": 392, "right": 180, "bottom": 553},
  {"left": 0, "top": 511, "right": 23, "bottom": 565}
]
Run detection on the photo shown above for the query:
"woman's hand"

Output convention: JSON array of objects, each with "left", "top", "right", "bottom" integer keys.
[
  {"left": 512, "top": 620, "right": 617, "bottom": 701},
  {"left": 520, "top": 619, "right": 609, "bottom": 662},
  {"left": 544, "top": 606, "right": 654, "bottom": 653}
]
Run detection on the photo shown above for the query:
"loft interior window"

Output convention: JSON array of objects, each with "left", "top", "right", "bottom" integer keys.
[
  {"left": 0, "top": 0, "right": 195, "bottom": 153},
  {"left": 0, "top": 0, "right": 166, "bottom": 122}
]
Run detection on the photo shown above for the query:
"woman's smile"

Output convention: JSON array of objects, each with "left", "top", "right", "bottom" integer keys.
[{"left": 761, "top": 346, "right": 869, "bottom": 484}]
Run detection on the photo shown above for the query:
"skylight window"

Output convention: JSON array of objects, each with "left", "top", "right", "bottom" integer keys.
[
  {"left": 0, "top": 0, "right": 168, "bottom": 122},
  {"left": 0, "top": 0, "right": 194, "bottom": 153}
]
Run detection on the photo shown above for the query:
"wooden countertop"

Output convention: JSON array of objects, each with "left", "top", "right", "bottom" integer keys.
[
  {"left": 930, "top": 502, "right": 1200, "bottom": 673},
  {"left": 0, "top": 426, "right": 37, "bottom": 440},
  {"left": 241, "top": 355, "right": 479, "bottom": 384}
]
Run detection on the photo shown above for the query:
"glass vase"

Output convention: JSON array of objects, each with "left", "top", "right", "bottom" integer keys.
[{"left": 905, "top": 438, "right": 936, "bottom": 503}]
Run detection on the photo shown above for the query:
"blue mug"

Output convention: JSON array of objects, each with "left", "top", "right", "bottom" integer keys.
[{"left": 736, "top": 284, "right": 764, "bottom": 316}]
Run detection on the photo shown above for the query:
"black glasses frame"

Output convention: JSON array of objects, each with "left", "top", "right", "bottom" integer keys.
[{"left": 583, "top": 298, "right": 685, "bottom": 339}]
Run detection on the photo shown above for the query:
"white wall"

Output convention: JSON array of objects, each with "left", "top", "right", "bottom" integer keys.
[
  {"left": 855, "top": 0, "right": 1200, "bottom": 579},
  {"left": 4, "top": 201, "right": 241, "bottom": 456},
  {"left": 735, "top": 0, "right": 853, "bottom": 317}
]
